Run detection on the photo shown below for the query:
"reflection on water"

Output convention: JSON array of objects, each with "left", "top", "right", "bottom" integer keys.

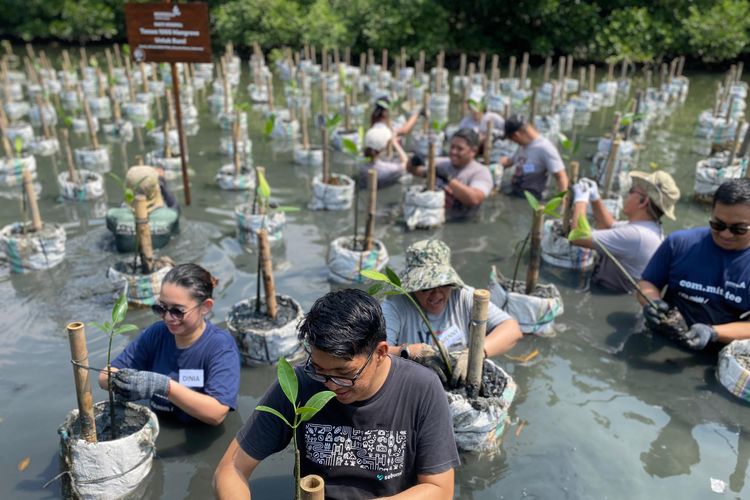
[{"left": 0, "top": 48, "right": 748, "bottom": 499}]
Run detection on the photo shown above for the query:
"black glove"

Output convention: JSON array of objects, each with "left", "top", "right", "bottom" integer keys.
[
  {"left": 112, "top": 368, "right": 171, "bottom": 401},
  {"left": 680, "top": 323, "right": 718, "bottom": 350},
  {"left": 435, "top": 164, "right": 454, "bottom": 184},
  {"left": 642, "top": 299, "right": 688, "bottom": 340},
  {"left": 412, "top": 345, "right": 450, "bottom": 384},
  {"left": 410, "top": 154, "right": 425, "bottom": 168}
]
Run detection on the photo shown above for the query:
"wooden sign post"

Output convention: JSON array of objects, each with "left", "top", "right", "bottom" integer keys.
[{"left": 124, "top": 2, "right": 213, "bottom": 206}]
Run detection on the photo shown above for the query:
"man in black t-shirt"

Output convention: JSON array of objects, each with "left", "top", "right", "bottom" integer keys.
[{"left": 213, "top": 289, "right": 460, "bottom": 500}]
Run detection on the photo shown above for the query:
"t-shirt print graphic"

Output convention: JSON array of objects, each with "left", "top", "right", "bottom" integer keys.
[{"left": 305, "top": 424, "right": 406, "bottom": 472}]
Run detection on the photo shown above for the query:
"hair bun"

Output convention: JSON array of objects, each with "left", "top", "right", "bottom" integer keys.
[{"left": 210, "top": 275, "right": 219, "bottom": 289}]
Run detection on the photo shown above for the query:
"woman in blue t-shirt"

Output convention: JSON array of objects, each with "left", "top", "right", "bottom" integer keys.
[{"left": 98, "top": 263, "right": 240, "bottom": 425}]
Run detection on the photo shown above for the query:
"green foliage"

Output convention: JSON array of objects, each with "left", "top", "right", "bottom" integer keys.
[
  {"left": 524, "top": 190, "right": 563, "bottom": 218},
  {"left": 682, "top": 0, "right": 750, "bottom": 63},
  {"left": 256, "top": 168, "right": 271, "bottom": 202},
  {"left": 263, "top": 114, "right": 276, "bottom": 139},
  {"left": 342, "top": 138, "right": 359, "bottom": 156},
  {"left": 108, "top": 172, "right": 135, "bottom": 204},
  {"left": 325, "top": 113, "right": 342, "bottom": 130},
  {"left": 568, "top": 213, "right": 592, "bottom": 241},
  {"left": 13, "top": 137, "right": 23, "bottom": 157}
]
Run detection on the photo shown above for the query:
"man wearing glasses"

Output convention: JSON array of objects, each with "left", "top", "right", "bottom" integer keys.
[
  {"left": 568, "top": 170, "right": 680, "bottom": 293},
  {"left": 639, "top": 178, "right": 750, "bottom": 350},
  {"left": 214, "top": 289, "right": 459, "bottom": 499}
]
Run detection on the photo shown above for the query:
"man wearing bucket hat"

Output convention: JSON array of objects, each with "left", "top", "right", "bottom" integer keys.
[
  {"left": 360, "top": 126, "right": 408, "bottom": 188},
  {"left": 407, "top": 128, "right": 494, "bottom": 218},
  {"left": 125, "top": 165, "right": 165, "bottom": 211},
  {"left": 639, "top": 178, "right": 750, "bottom": 350},
  {"left": 458, "top": 91, "right": 505, "bottom": 146},
  {"left": 500, "top": 115, "right": 569, "bottom": 200},
  {"left": 569, "top": 170, "right": 679, "bottom": 293},
  {"left": 382, "top": 239, "right": 522, "bottom": 386}
]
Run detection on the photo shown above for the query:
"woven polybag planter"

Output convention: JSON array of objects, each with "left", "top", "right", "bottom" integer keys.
[
  {"left": 220, "top": 136, "right": 252, "bottom": 157},
  {"left": 107, "top": 258, "right": 173, "bottom": 306},
  {"left": 235, "top": 206, "right": 285, "bottom": 247},
  {"left": 694, "top": 155, "right": 746, "bottom": 202},
  {"left": 410, "top": 133, "right": 445, "bottom": 157},
  {"left": 147, "top": 128, "right": 180, "bottom": 151},
  {"left": 122, "top": 102, "right": 150, "bottom": 128},
  {"left": 5, "top": 122, "right": 34, "bottom": 145},
  {"left": 226, "top": 295, "right": 305, "bottom": 366},
  {"left": 4, "top": 101, "right": 30, "bottom": 121},
  {"left": 327, "top": 236, "right": 389, "bottom": 284},
  {"left": 74, "top": 147, "right": 110, "bottom": 172},
  {"left": 717, "top": 340, "right": 750, "bottom": 402},
  {"left": 216, "top": 164, "right": 255, "bottom": 191},
  {"left": 31, "top": 137, "right": 60, "bottom": 156},
  {"left": 57, "top": 170, "right": 105, "bottom": 201},
  {"left": 309, "top": 174, "right": 355, "bottom": 211},
  {"left": 102, "top": 121, "right": 134, "bottom": 143},
  {"left": 446, "top": 359, "right": 517, "bottom": 453},
  {"left": 29, "top": 103, "right": 57, "bottom": 127},
  {"left": 330, "top": 129, "right": 360, "bottom": 152},
  {"left": 0, "top": 222, "right": 66, "bottom": 273},
  {"left": 488, "top": 267, "right": 564, "bottom": 336},
  {"left": 105, "top": 206, "right": 179, "bottom": 253},
  {"left": 541, "top": 219, "right": 596, "bottom": 270},
  {"left": 0, "top": 155, "right": 36, "bottom": 188},
  {"left": 403, "top": 186, "right": 445, "bottom": 230},
  {"left": 57, "top": 401, "right": 159, "bottom": 500},
  {"left": 72, "top": 117, "right": 99, "bottom": 135},
  {"left": 88, "top": 97, "right": 112, "bottom": 120},
  {"left": 293, "top": 146, "right": 323, "bottom": 166}
]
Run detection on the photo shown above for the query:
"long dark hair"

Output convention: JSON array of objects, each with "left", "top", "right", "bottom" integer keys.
[
  {"left": 162, "top": 263, "right": 218, "bottom": 303},
  {"left": 370, "top": 99, "right": 390, "bottom": 126}
]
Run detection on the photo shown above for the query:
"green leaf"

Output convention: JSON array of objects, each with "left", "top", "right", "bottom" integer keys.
[
  {"left": 236, "top": 102, "right": 251, "bottom": 113},
  {"left": 326, "top": 113, "right": 342, "bottom": 130},
  {"left": 263, "top": 115, "right": 275, "bottom": 137},
  {"left": 342, "top": 138, "right": 358, "bottom": 156},
  {"left": 359, "top": 269, "right": 391, "bottom": 283},
  {"left": 275, "top": 205, "right": 301, "bottom": 212},
  {"left": 63, "top": 116, "right": 73, "bottom": 128},
  {"left": 523, "top": 190, "right": 540, "bottom": 211},
  {"left": 297, "top": 391, "right": 336, "bottom": 422},
  {"left": 277, "top": 357, "right": 298, "bottom": 407},
  {"left": 383, "top": 290, "right": 402, "bottom": 296},
  {"left": 122, "top": 44, "right": 130, "bottom": 56},
  {"left": 112, "top": 293, "right": 128, "bottom": 325},
  {"left": 255, "top": 405, "right": 292, "bottom": 428},
  {"left": 113, "top": 324, "right": 139, "bottom": 335},
  {"left": 558, "top": 133, "right": 572, "bottom": 150},
  {"left": 89, "top": 57, "right": 98, "bottom": 68},
  {"left": 568, "top": 213, "right": 592, "bottom": 241},
  {"left": 385, "top": 267, "right": 401, "bottom": 287},
  {"left": 144, "top": 119, "right": 156, "bottom": 132},
  {"left": 124, "top": 188, "right": 135, "bottom": 204},
  {"left": 89, "top": 321, "right": 108, "bottom": 334},
  {"left": 543, "top": 196, "right": 562, "bottom": 217},
  {"left": 256, "top": 169, "right": 271, "bottom": 201},
  {"left": 14, "top": 137, "right": 23, "bottom": 155},
  {"left": 367, "top": 283, "right": 384, "bottom": 296},
  {"left": 375, "top": 99, "right": 390, "bottom": 110}
]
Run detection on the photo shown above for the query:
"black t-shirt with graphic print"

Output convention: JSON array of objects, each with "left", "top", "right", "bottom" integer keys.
[{"left": 236, "top": 355, "right": 460, "bottom": 499}]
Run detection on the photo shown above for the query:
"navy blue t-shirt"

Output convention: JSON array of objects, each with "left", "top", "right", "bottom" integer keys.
[
  {"left": 641, "top": 227, "right": 750, "bottom": 326},
  {"left": 112, "top": 320, "right": 240, "bottom": 424}
]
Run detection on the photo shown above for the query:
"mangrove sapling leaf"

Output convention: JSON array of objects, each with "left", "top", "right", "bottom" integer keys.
[
  {"left": 367, "top": 283, "right": 384, "bottom": 296},
  {"left": 543, "top": 196, "right": 563, "bottom": 217},
  {"left": 275, "top": 206, "right": 301, "bottom": 212},
  {"left": 256, "top": 405, "right": 292, "bottom": 427},
  {"left": 342, "top": 138, "right": 358, "bottom": 156},
  {"left": 144, "top": 119, "right": 156, "bottom": 132},
  {"left": 558, "top": 133, "right": 572, "bottom": 151},
  {"left": 375, "top": 99, "right": 390, "bottom": 110},
  {"left": 325, "top": 113, "right": 342, "bottom": 131},
  {"left": 122, "top": 44, "right": 130, "bottom": 57},
  {"left": 257, "top": 169, "right": 271, "bottom": 202},
  {"left": 278, "top": 356, "right": 298, "bottom": 406},
  {"left": 523, "top": 190, "right": 540, "bottom": 211},
  {"left": 263, "top": 115, "right": 276, "bottom": 139},
  {"left": 14, "top": 137, "right": 23, "bottom": 157},
  {"left": 236, "top": 102, "right": 252, "bottom": 113},
  {"left": 567, "top": 213, "right": 593, "bottom": 241},
  {"left": 385, "top": 267, "right": 401, "bottom": 287}
]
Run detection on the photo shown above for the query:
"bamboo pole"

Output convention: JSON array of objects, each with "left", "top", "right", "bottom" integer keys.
[
  {"left": 35, "top": 94, "right": 50, "bottom": 139},
  {"left": 611, "top": 111, "right": 622, "bottom": 137},
  {"left": 427, "top": 138, "right": 436, "bottom": 191},
  {"left": 566, "top": 55, "right": 574, "bottom": 80},
  {"left": 561, "top": 161, "right": 579, "bottom": 235},
  {"left": 233, "top": 110, "right": 241, "bottom": 175},
  {"left": 300, "top": 475, "right": 325, "bottom": 500},
  {"left": 258, "top": 229, "right": 278, "bottom": 320},
  {"left": 508, "top": 56, "right": 516, "bottom": 82},
  {"left": 459, "top": 53, "right": 466, "bottom": 77},
  {"left": 607, "top": 62, "right": 614, "bottom": 81},
  {"left": 364, "top": 169, "right": 377, "bottom": 251},
  {"left": 588, "top": 64, "right": 595, "bottom": 93},
  {"left": 739, "top": 120, "right": 750, "bottom": 159},
  {"left": 67, "top": 322, "right": 98, "bottom": 444},
  {"left": 466, "top": 289, "right": 490, "bottom": 397},
  {"left": 736, "top": 61, "right": 744, "bottom": 82},
  {"left": 525, "top": 208, "right": 543, "bottom": 295},
  {"left": 23, "top": 169, "right": 43, "bottom": 232},
  {"left": 528, "top": 89, "right": 537, "bottom": 124},
  {"left": 79, "top": 84, "right": 99, "bottom": 149},
  {"left": 578, "top": 66, "right": 585, "bottom": 93},
  {"left": 519, "top": 52, "right": 529, "bottom": 89},
  {"left": 602, "top": 138, "right": 621, "bottom": 197},
  {"left": 728, "top": 118, "right": 745, "bottom": 167},
  {"left": 301, "top": 106, "right": 310, "bottom": 150},
  {"left": 171, "top": 62, "right": 191, "bottom": 205},
  {"left": 61, "top": 129, "right": 80, "bottom": 184},
  {"left": 483, "top": 120, "right": 493, "bottom": 166},
  {"left": 543, "top": 56, "right": 551, "bottom": 83},
  {"left": 134, "top": 195, "right": 154, "bottom": 274}
]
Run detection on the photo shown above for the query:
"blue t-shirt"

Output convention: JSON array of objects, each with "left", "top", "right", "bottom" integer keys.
[
  {"left": 112, "top": 320, "right": 240, "bottom": 424},
  {"left": 641, "top": 227, "right": 750, "bottom": 326}
]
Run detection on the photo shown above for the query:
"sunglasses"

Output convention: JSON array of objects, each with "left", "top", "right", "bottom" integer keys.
[
  {"left": 303, "top": 350, "right": 374, "bottom": 388},
  {"left": 709, "top": 219, "right": 750, "bottom": 236},
  {"left": 151, "top": 302, "right": 202, "bottom": 321}
]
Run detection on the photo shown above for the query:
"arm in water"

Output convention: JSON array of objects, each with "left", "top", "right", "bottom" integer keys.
[{"left": 213, "top": 438, "right": 257, "bottom": 499}]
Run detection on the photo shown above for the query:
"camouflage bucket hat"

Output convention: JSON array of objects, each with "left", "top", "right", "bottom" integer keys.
[
  {"left": 400, "top": 239, "right": 465, "bottom": 293},
  {"left": 629, "top": 170, "right": 680, "bottom": 220},
  {"left": 125, "top": 165, "right": 164, "bottom": 212}
]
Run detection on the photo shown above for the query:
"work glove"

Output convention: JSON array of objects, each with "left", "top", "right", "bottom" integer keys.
[
  {"left": 112, "top": 368, "right": 171, "bottom": 401},
  {"left": 642, "top": 300, "right": 688, "bottom": 340},
  {"left": 580, "top": 178, "right": 600, "bottom": 201},
  {"left": 449, "top": 349, "right": 471, "bottom": 388},
  {"left": 572, "top": 181, "right": 591, "bottom": 204},
  {"left": 436, "top": 164, "right": 454, "bottom": 185},
  {"left": 680, "top": 323, "right": 718, "bottom": 350},
  {"left": 412, "top": 344, "right": 451, "bottom": 385}
]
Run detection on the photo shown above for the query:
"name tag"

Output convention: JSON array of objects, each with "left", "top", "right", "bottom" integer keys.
[
  {"left": 522, "top": 162, "right": 537, "bottom": 174},
  {"left": 179, "top": 369, "right": 204, "bottom": 388},
  {"left": 437, "top": 325, "right": 466, "bottom": 350}
]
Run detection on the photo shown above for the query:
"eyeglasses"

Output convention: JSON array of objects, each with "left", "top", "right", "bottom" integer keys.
[
  {"left": 151, "top": 301, "right": 202, "bottom": 321},
  {"left": 709, "top": 219, "right": 750, "bottom": 235},
  {"left": 628, "top": 187, "right": 647, "bottom": 198},
  {"left": 303, "top": 350, "right": 374, "bottom": 387}
]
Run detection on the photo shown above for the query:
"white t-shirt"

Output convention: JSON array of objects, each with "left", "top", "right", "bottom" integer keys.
[{"left": 458, "top": 112, "right": 505, "bottom": 136}]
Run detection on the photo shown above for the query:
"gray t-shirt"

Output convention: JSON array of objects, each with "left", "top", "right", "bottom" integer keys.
[
  {"left": 510, "top": 136, "right": 565, "bottom": 199},
  {"left": 436, "top": 159, "right": 493, "bottom": 218},
  {"left": 360, "top": 159, "right": 404, "bottom": 188},
  {"left": 382, "top": 287, "right": 512, "bottom": 350},
  {"left": 237, "top": 357, "right": 460, "bottom": 499},
  {"left": 592, "top": 220, "right": 664, "bottom": 293},
  {"left": 458, "top": 112, "right": 505, "bottom": 137}
]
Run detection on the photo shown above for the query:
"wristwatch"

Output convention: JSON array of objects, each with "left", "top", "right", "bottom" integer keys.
[{"left": 399, "top": 344, "right": 410, "bottom": 359}]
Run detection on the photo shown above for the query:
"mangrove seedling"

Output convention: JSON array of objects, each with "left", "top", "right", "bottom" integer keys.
[
  {"left": 360, "top": 267, "right": 453, "bottom": 378},
  {"left": 256, "top": 357, "right": 335, "bottom": 500},
  {"left": 90, "top": 293, "right": 139, "bottom": 439}
]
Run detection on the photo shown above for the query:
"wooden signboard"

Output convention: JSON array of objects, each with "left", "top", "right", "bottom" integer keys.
[{"left": 124, "top": 3, "right": 212, "bottom": 64}]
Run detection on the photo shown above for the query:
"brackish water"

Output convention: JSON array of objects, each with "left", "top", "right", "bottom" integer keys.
[{"left": 0, "top": 50, "right": 748, "bottom": 499}]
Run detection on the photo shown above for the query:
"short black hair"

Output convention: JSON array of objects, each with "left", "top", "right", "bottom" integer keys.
[
  {"left": 297, "top": 289, "right": 385, "bottom": 360},
  {"left": 451, "top": 128, "right": 480, "bottom": 149},
  {"left": 162, "top": 263, "right": 217, "bottom": 303},
  {"left": 713, "top": 178, "right": 750, "bottom": 208},
  {"left": 504, "top": 115, "right": 526, "bottom": 137}
]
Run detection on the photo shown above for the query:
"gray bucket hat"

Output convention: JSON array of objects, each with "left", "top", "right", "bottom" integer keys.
[{"left": 400, "top": 239, "right": 465, "bottom": 293}]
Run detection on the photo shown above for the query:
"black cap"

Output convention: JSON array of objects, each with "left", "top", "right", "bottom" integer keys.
[
  {"left": 451, "top": 128, "right": 480, "bottom": 149},
  {"left": 504, "top": 115, "right": 526, "bottom": 138}
]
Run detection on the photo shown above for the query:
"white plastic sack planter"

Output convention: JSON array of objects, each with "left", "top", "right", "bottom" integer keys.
[
  {"left": 429, "top": 68, "right": 449, "bottom": 93},
  {"left": 247, "top": 84, "right": 269, "bottom": 103},
  {"left": 147, "top": 128, "right": 180, "bottom": 151},
  {"left": 309, "top": 174, "right": 355, "bottom": 211},
  {"left": 717, "top": 340, "right": 750, "bottom": 402},
  {"left": 488, "top": 267, "right": 564, "bottom": 336},
  {"left": 57, "top": 401, "right": 159, "bottom": 500},
  {"left": 486, "top": 93, "right": 510, "bottom": 114},
  {"left": 226, "top": 295, "right": 305, "bottom": 366},
  {"left": 694, "top": 155, "right": 746, "bottom": 202},
  {"left": 0, "top": 222, "right": 66, "bottom": 273},
  {"left": 62, "top": 90, "right": 79, "bottom": 112},
  {"left": 330, "top": 129, "right": 360, "bottom": 152},
  {"left": 88, "top": 97, "right": 112, "bottom": 120},
  {"left": 429, "top": 93, "right": 450, "bottom": 122},
  {"left": 74, "top": 147, "right": 110, "bottom": 172},
  {"left": 270, "top": 119, "right": 299, "bottom": 141},
  {"left": 122, "top": 102, "right": 151, "bottom": 128},
  {"left": 0, "top": 155, "right": 37, "bottom": 188},
  {"left": 3, "top": 81, "right": 24, "bottom": 101},
  {"left": 540, "top": 219, "right": 596, "bottom": 271},
  {"left": 217, "top": 111, "right": 246, "bottom": 132},
  {"left": 293, "top": 146, "right": 323, "bottom": 166},
  {"left": 102, "top": 121, "right": 134, "bottom": 143},
  {"left": 72, "top": 117, "right": 99, "bottom": 135},
  {"left": 220, "top": 136, "right": 252, "bottom": 157},
  {"left": 144, "top": 151, "right": 186, "bottom": 174},
  {"left": 29, "top": 103, "right": 57, "bottom": 127},
  {"left": 31, "top": 137, "right": 60, "bottom": 156},
  {"left": 107, "top": 259, "right": 173, "bottom": 306},
  {"left": 57, "top": 170, "right": 105, "bottom": 201},
  {"left": 235, "top": 207, "right": 285, "bottom": 247},
  {"left": 446, "top": 359, "right": 517, "bottom": 453},
  {"left": 411, "top": 133, "right": 445, "bottom": 157},
  {"left": 327, "top": 236, "right": 389, "bottom": 284},
  {"left": 216, "top": 164, "right": 255, "bottom": 191},
  {"left": 5, "top": 101, "right": 30, "bottom": 121},
  {"left": 5, "top": 122, "right": 34, "bottom": 145},
  {"left": 596, "top": 81, "right": 618, "bottom": 107},
  {"left": 148, "top": 80, "right": 165, "bottom": 97},
  {"left": 403, "top": 186, "right": 445, "bottom": 230},
  {"left": 135, "top": 92, "right": 154, "bottom": 106}
]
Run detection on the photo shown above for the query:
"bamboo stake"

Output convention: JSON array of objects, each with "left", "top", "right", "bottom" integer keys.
[
  {"left": 525, "top": 208, "right": 543, "bottom": 295},
  {"left": 466, "top": 289, "right": 490, "bottom": 397},
  {"left": 602, "top": 138, "right": 621, "bottom": 197},
  {"left": 233, "top": 111, "right": 241, "bottom": 175},
  {"left": 300, "top": 475, "right": 324, "bottom": 500},
  {"left": 561, "top": 161, "right": 579, "bottom": 235},
  {"left": 364, "top": 169, "right": 377, "bottom": 251},
  {"left": 301, "top": 106, "right": 310, "bottom": 150},
  {"left": 588, "top": 64, "right": 595, "bottom": 93},
  {"left": 736, "top": 61, "right": 744, "bottom": 82},
  {"left": 543, "top": 56, "right": 551, "bottom": 83},
  {"left": 607, "top": 62, "right": 614, "bottom": 81},
  {"left": 519, "top": 52, "right": 529, "bottom": 89},
  {"left": 478, "top": 52, "right": 486, "bottom": 76},
  {"left": 728, "top": 119, "right": 745, "bottom": 167},
  {"left": 484, "top": 120, "right": 493, "bottom": 166},
  {"left": 134, "top": 195, "right": 154, "bottom": 274},
  {"left": 427, "top": 138, "right": 436, "bottom": 191},
  {"left": 566, "top": 55, "right": 574, "bottom": 80},
  {"left": 61, "top": 129, "right": 79, "bottom": 184},
  {"left": 611, "top": 111, "right": 622, "bottom": 137},
  {"left": 67, "top": 322, "right": 97, "bottom": 444},
  {"left": 23, "top": 169, "right": 43, "bottom": 232},
  {"left": 508, "top": 56, "right": 517, "bottom": 82},
  {"left": 35, "top": 94, "right": 50, "bottom": 139},
  {"left": 79, "top": 85, "right": 99, "bottom": 149},
  {"left": 739, "top": 120, "right": 750, "bottom": 159},
  {"left": 258, "top": 229, "right": 278, "bottom": 320},
  {"left": 528, "top": 89, "right": 537, "bottom": 124},
  {"left": 459, "top": 53, "right": 467, "bottom": 77},
  {"left": 321, "top": 126, "right": 330, "bottom": 183},
  {"left": 578, "top": 66, "right": 585, "bottom": 93}
]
